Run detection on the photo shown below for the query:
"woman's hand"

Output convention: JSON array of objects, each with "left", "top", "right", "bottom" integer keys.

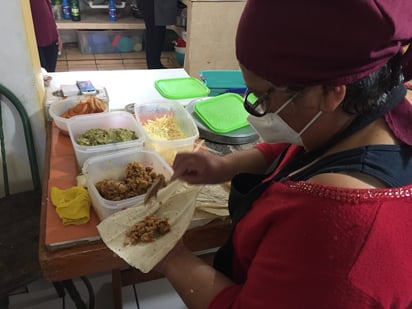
[
  {"left": 172, "top": 151, "right": 231, "bottom": 184},
  {"left": 172, "top": 147, "right": 269, "bottom": 185},
  {"left": 58, "top": 35, "right": 63, "bottom": 55}
]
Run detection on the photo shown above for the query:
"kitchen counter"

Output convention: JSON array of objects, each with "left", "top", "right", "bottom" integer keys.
[{"left": 46, "top": 68, "right": 197, "bottom": 111}]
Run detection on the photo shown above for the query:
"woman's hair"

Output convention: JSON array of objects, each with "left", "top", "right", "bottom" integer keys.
[{"left": 340, "top": 53, "right": 404, "bottom": 115}]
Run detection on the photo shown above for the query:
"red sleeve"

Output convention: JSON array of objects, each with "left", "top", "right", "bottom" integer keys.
[{"left": 254, "top": 142, "right": 290, "bottom": 164}]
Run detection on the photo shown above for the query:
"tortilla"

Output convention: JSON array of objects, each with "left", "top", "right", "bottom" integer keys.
[
  {"left": 97, "top": 180, "right": 203, "bottom": 273},
  {"left": 195, "top": 183, "right": 229, "bottom": 217},
  {"left": 196, "top": 206, "right": 229, "bottom": 217}
]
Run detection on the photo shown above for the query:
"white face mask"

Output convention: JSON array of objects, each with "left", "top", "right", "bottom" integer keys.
[{"left": 247, "top": 95, "right": 322, "bottom": 146}]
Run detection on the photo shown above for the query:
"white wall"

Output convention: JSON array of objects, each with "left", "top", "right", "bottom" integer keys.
[{"left": 0, "top": 0, "right": 46, "bottom": 195}]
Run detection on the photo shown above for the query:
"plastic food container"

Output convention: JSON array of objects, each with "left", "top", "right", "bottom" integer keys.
[
  {"left": 67, "top": 111, "right": 145, "bottom": 170},
  {"left": 77, "top": 30, "right": 144, "bottom": 54},
  {"left": 199, "top": 70, "right": 246, "bottom": 96},
  {"left": 193, "top": 93, "right": 249, "bottom": 134},
  {"left": 49, "top": 96, "right": 109, "bottom": 134},
  {"left": 154, "top": 77, "right": 210, "bottom": 99},
  {"left": 83, "top": 148, "right": 173, "bottom": 221},
  {"left": 134, "top": 101, "right": 199, "bottom": 165}
]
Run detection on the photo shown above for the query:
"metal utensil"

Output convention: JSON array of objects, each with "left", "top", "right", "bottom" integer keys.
[
  {"left": 143, "top": 140, "right": 205, "bottom": 205},
  {"left": 144, "top": 178, "right": 175, "bottom": 205}
]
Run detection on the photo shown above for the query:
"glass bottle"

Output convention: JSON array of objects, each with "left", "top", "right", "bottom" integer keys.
[{"left": 71, "top": 0, "right": 81, "bottom": 21}]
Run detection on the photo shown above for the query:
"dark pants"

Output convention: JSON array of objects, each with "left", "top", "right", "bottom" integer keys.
[
  {"left": 38, "top": 40, "right": 59, "bottom": 72},
  {"left": 136, "top": 0, "right": 166, "bottom": 69}
]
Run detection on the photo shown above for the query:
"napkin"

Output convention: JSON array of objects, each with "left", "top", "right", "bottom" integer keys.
[{"left": 51, "top": 186, "right": 91, "bottom": 225}]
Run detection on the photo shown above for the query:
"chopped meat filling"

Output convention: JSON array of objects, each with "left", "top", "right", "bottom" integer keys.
[
  {"left": 125, "top": 215, "right": 171, "bottom": 244},
  {"left": 95, "top": 162, "right": 167, "bottom": 201}
]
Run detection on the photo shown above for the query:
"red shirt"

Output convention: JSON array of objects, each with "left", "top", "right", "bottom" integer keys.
[
  {"left": 209, "top": 144, "right": 412, "bottom": 308},
  {"left": 30, "top": 0, "right": 58, "bottom": 47}
]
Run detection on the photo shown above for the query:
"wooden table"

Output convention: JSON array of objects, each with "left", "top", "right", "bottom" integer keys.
[{"left": 38, "top": 121, "right": 231, "bottom": 308}]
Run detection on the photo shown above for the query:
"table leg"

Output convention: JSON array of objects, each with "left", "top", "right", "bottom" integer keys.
[
  {"left": 62, "top": 279, "right": 88, "bottom": 309},
  {"left": 112, "top": 269, "right": 123, "bottom": 309}
]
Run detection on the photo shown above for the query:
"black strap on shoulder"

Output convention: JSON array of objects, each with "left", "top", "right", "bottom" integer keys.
[
  {"left": 272, "top": 85, "right": 407, "bottom": 182},
  {"left": 289, "top": 144, "right": 412, "bottom": 187}
]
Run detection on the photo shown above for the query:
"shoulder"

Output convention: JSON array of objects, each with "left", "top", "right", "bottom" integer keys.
[{"left": 308, "top": 172, "right": 387, "bottom": 189}]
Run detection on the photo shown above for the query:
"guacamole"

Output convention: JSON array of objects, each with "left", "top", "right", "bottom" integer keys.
[{"left": 76, "top": 128, "right": 138, "bottom": 146}]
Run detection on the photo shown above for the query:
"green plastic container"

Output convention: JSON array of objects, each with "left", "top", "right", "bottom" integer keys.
[
  {"left": 199, "top": 70, "right": 246, "bottom": 96},
  {"left": 193, "top": 93, "right": 250, "bottom": 134},
  {"left": 154, "top": 77, "right": 210, "bottom": 99}
]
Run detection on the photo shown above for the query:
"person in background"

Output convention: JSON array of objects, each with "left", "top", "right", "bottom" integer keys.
[
  {"left": 136, "top": 0, "right": 177, "bottom": 69},
  {"left": 29, "top": 0, "right": 62, "bottom": 72},
  {"left": 154, "top": 0, "right": 412, "bottom": 307}
]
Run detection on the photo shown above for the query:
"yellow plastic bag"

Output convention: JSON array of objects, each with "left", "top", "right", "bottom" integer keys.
[{"left": 51, "top": 186, "right": 90, "bottom": 225}]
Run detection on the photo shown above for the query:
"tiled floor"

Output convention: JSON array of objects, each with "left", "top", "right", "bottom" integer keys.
[
  {"left": 56, "top": 43, "right": 182, "bottom": 72},
  {"left": 8, "top": 272, "right": 186, "bottom": 309}
]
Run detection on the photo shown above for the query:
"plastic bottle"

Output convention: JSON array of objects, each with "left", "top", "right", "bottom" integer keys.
[
  {"left": 108, "top": 0, "right": 117, "bottom": 22},
  {"left": 61, "top": 0, "right": 71, "bottom": 20},
  {"left": 53, "top": 0, "right": 63, "bottom": 20},
  {"left": 71, "top": 0, "right": 81, "bottom": 21}
]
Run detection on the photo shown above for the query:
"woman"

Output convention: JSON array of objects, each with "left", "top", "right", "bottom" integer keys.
[
  {"left": 136, "top": 0, "right": 177, "bottom": 69},
  {"left": 30, "top": 0, "right": 61, "bottom": 72},
  {"left": 156, "top": 0, "right": 412, "bottom": 308}
]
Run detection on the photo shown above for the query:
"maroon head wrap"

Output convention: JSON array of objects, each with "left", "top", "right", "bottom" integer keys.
[{"left": 236, "top": 0, "right": 412, "bottom": 87}]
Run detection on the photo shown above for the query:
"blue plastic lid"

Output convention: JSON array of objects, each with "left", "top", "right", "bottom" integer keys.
[{"left": 200, "top": 70, "right": 246, "bottom": 89}]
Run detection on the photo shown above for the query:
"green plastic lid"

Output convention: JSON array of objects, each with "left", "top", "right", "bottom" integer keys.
[
  {"left": 154, "top": 77, "right": 210, "bottom": 99},
  {"left": 193, "top": 93, "right": 250, "bottom": 134}
]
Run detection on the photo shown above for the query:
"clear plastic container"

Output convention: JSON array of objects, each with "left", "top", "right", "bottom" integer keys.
[
  {"left": 67, "top": 111, "right": 145, "bottom": 170},
  {"left": 48, "top": 96, "right": 109, "bottom": 134},
  {"left": 77, "top": 30, "right": 143, "bottom": 54},
  {"left": 134, "top": 101, "right": 199, "bottom": 165},
  {"left": 82, "top": 148, "right": 173, "bottom": 221}
]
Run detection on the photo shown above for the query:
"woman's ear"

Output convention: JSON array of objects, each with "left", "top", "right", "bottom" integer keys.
[{"left": 321, "top": 85, "right": 346, "bottom": 112}]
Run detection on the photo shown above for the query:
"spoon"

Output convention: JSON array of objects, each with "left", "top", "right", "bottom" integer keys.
[{"left": 143, "top": 140, "right": 205, "bottom": 205}]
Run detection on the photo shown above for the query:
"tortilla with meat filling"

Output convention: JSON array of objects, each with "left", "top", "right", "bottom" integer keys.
[{"left": 97, "top": 180, "right": 202, "bottom": 273}]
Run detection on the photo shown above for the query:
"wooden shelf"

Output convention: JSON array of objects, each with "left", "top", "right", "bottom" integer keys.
[
  {"left": 55, "top": 0, "right": 244, "bottom": 77},
  {"left": 56, "top": 10, "right": 145, "bottom": 30},
  {"left": 56, "top": 10, "right": 182, "bottom": 32}
]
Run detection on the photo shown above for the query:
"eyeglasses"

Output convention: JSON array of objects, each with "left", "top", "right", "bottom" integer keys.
[{"left": 243, "top": 84, "right": 303, "bottom": 117}]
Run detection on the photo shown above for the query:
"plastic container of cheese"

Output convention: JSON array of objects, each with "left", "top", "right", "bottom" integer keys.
[{"left": 134, "top": 101, "right": 199, "bottom": 165}]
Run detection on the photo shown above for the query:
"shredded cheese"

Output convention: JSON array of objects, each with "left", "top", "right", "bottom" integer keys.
[{"left": 143, "top": 114, "right": 186, "bottom": 141}]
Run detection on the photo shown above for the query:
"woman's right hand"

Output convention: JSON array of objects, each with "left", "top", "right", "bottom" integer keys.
[{"left": 172, "top": 151, "right": 231, "bottom": 184}]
